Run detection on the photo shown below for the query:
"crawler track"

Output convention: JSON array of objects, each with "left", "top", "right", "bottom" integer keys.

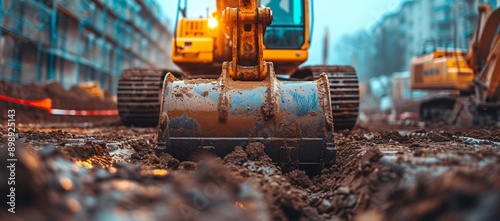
[
  {"left": 420, "top": 96, "right": 500, "bottom": 127},
  {"left": 117, "top": 69, "right": 165, "bottom": 127},
  {"left": 303, "top": 65, "right": 360, "bottom": 131}
]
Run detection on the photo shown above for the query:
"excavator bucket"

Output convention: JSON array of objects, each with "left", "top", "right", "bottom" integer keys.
[
  {"left": 154, "top": 0, "right": 338, "bottom": 168},
  {"left": 157, "top": 63, "right": 336, "bottom": 167}
]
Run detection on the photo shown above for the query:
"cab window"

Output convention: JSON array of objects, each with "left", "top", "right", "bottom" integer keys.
[{"left": 260, "top": 0, "right": 305, "bottom": 49}]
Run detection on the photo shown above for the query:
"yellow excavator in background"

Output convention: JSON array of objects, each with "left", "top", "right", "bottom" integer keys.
[
  {"left": 117, "top": 0, "right": 360, "bottom": 168},
  {"left": 410, "top": 3, "right": 500, "bottom": 127}
]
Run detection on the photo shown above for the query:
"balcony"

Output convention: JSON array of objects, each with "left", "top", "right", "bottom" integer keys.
[{"left": 1, "top": 0, "right": 52, "bottom": 44}]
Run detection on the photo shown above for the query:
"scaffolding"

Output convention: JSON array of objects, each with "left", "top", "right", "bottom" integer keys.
[{"left": 0, "top": 0, "right": 174, "bottom": 94}]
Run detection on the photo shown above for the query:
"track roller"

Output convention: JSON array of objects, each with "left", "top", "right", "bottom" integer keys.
[
  {"left": 297, "top": 65, "right": 360, "bottom": 131},
  {"left": 117, "top": 69, "right": 183, "bottom": 127}
]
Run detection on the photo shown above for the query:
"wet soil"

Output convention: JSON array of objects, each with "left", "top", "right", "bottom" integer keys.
[{"left": 1, "top": 123, "right": 499, "bottom": 220}]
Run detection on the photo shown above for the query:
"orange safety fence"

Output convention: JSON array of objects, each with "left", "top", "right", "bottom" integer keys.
[{"left": 0, "top": 94, "right": 118, "bottom": 116}]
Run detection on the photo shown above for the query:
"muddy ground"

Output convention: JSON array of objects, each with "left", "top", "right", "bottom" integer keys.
[{"left": 1, "top": 121, "right": 499, "bottom": 221}]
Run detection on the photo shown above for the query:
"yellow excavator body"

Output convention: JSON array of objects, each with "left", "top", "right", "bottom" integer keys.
[
  {"left": 410, "top": 50, "right": 474, "bottom": 91},
  {"left": 172, "top": 0, "right": 311, "bottom": 76},
  {"left": 117, "top": 0, "right": 360, "bottom": 169}
]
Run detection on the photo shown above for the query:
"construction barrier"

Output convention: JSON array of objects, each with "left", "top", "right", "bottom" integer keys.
[{"left": 0, "top": 94, "right": 118, "bottom": 116}]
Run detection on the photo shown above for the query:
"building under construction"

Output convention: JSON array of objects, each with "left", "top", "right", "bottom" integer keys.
[{"left": 0, "top": 0, "right": 174, "bottom": 94}]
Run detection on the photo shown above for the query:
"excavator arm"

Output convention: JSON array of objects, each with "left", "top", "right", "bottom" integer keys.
[
  {"left": 468, "top": 3, "right": 500, "bottom": 102},
  {"left": 468, "top": 4, "right": 500, "bottom": 71},
  {"left": 481, "top": 31, "right": 500, "bottom": 102},
  {"left": 223, "top": 0, "right": 272, "bottom": 80},
  {"left": 216, "top": 0, "right": 238, "bottom": 21}
]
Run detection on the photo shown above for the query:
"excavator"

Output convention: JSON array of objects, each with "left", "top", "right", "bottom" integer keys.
[
  {"left": 410, "top": 3, "right": 500, "bottom": 127},
  {"left": 117, "top": 0, "right": 360, "bottom": 168}
]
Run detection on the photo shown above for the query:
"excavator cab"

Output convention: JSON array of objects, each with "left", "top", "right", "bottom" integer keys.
[
  {"left": 171, "top": 0, "right": 311, "bottom": 76},
  {"left": 262, "top": 0, "right": 305, "bottom": 49},
  {"left": 260, "top": 0, "right": 310, "bottom": 75}
]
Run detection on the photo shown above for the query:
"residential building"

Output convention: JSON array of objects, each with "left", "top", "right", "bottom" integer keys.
[
  {"left": 336, "top": 0, "right": 498, "bottom": 80},
  {"left": 0, "top": 0, "right": 174, "bottom": 94}
]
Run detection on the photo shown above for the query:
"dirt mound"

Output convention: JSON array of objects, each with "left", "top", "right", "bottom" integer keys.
[
  {"left": 59, "top": 142, "right": 115, "bottom": 168},
  {"left": 427, "top": 131, "right": 452, "bottom": 142},
  {"left": 6, "top": 125, "right": 500, "bottom": 221},
  {"left": 361, "top": 165, "right": 500, "bottom": 221},
  {"left": 285, "top": 170, "right": 313, "bottom": 188},
  {"left": 0, "top": 145, "right": 269, "bottom": 221},
  {"left": 223, "top": 143, "right": 321, "bottom": 220},
  {"left": 129, "top": 141, "right": 320, "bottom": 220},
  {"left": 311, "top": 145, "right": 404, "bottom": 220},
  {"left": 465, "top": 129, "right": 500, "bottom": 142},
  {"left": 130, "top": 139, "right": 181, "bottom": 169},
  {"left": 373, "top": 130, "right": 411, "bottom": 143},
  {"left": 0, "top": 80, "right": 118, "bottom": 124}
]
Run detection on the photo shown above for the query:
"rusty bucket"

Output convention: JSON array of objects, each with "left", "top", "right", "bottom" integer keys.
[{"left": 157, "top": 63, "right": 335, "bottom": 167}]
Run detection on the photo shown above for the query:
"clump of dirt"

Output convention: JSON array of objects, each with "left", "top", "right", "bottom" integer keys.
[
  {"left": 223, "top": 143, "right": 327, "bottom": 220},
  {"left": 362, "top": 165, "right": 500, "bottom": 221},
  {"left": 1, "top": 145, "right": 270, "bottom": 221},
  {"left": 0, "top": 80, "right": 118, "bottom": 124},
  {"left": 223, "top": 146, "right": 248, "bottom": 165},
  {"left": 245, "top": 142, "right": 268, "bottom": 161},
  {"left": 58, "top": 142, "right": 114, "bottom": 168},
  {"left": 261, "top": 91, "right": 275, "bottom": 121},
  {"left": 427, "top": 131, "right": 452, "bottom": 142},
  {"left": 465, "top": 129, "right": 500, "bottom": 142},
  {"left": 382, "top": 131, "right": 407, "bottom": 142},
  {"left": 129, "top": 139, "right": 180, "bottom": 169},
  {"left": 0, "top": 145, "right": 51, "bottom": 221},
  {"left": 372, "top": 130, "right": 411, "bottom": 144},
  {"left": 285, "top": 170, "right": 313, "bottom": 188},
  {"left": 310, "top": 131, "right": 408, "bottom": 220}
]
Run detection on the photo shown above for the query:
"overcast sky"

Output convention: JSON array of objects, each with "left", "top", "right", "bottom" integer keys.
[{"left": 159, "top": 0, "right": 403, "bottom": 65}]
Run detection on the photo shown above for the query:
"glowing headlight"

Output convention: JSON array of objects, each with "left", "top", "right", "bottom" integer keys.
[{"left": 208, "top": 17, "right": 218, "bottom": 29}]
